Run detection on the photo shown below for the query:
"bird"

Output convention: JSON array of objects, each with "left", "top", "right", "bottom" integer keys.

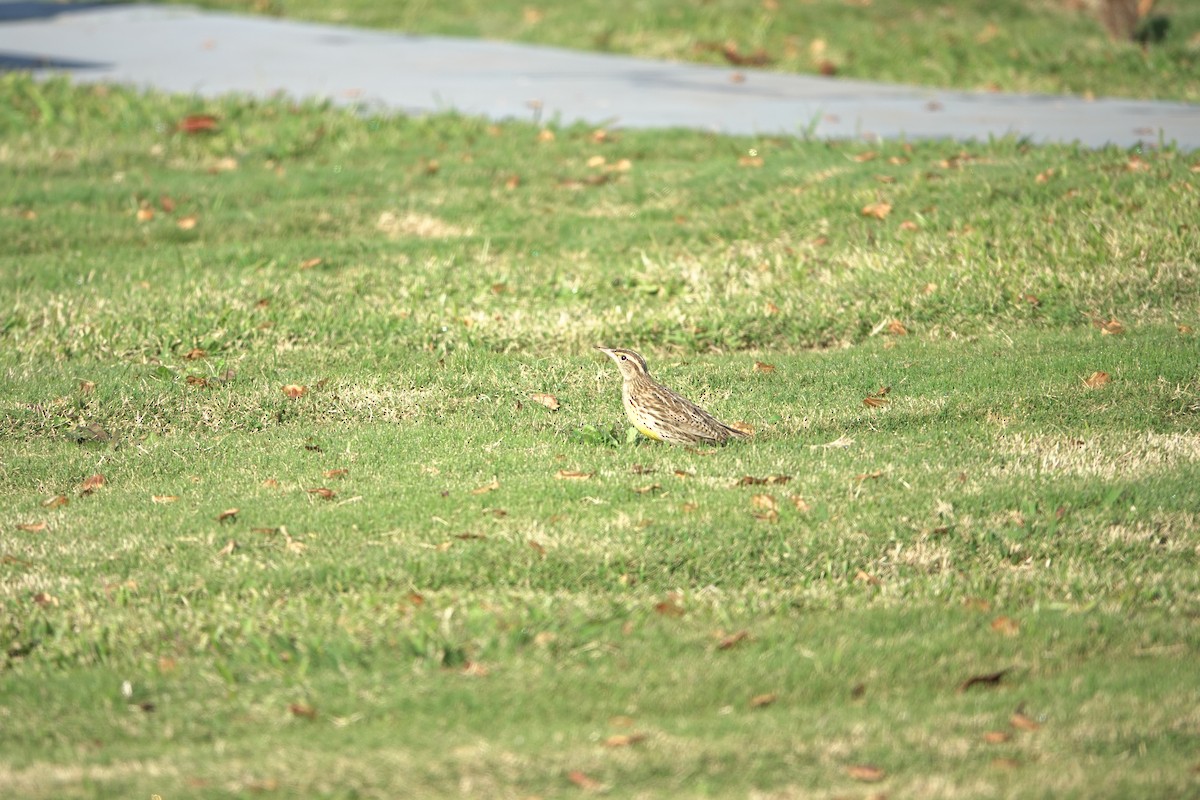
[{"left": 595, "top": 346, "right": 749, "bottom": 446}]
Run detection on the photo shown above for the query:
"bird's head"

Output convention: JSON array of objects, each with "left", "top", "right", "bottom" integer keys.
[{"left": 595, "top": 346, "right": 652, "bottom": 381}]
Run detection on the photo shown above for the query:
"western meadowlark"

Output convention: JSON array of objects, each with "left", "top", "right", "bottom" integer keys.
[{"left": 595, "top": 346, "right": 748, "bottom": 446}]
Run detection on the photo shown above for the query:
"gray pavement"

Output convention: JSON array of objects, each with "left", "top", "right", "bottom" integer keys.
[{"left": 2, "top": 1, "right": 1199, "bottom": 148}]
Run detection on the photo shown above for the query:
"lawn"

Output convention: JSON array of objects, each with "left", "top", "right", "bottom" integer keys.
[
  {"left": 153, "top": 0, "right": 1200, "bottom": 102},
  {"left": 1, "top": 73, "right": 1198, "bottom": 798}
]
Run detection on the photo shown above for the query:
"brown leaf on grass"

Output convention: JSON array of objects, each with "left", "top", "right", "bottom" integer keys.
[
  {"left": 751, "top": 494, "right": 778, "bottom": 512},
  {"left": 177, "top": 114, "right": 219, "bottom": 134},
  {"left": 681, "top": 502, "right": 699, "bottom": 513},
  {"left": 176, "top": 215, "right": 198, "bottom": 231},
  {"left": 42, "top": 494, "right": 69, "bottom": 509},
  {"left": 530, "top": 392, "right": 560, "bottom": 411},
  {"left": 158, "top": 194, "right": 176, "bottom": 213},
  {"left": 1096, "top": 317, "right": 1125, "bottom": 335},
  {"left": 886, "top": 319, "right": 908, "bottom": 335},
  {"left": 863, "top": 386, "right": 891, "bottom": 408},
  {"left": 307, "top": 487, "right": 336, "bottom": 500},
  {"left": 528, "top": 539, "right": 546, "bottom": 557},
  {"left": 324, "top": 468, "right": 349, "bottom": 479},
  {"left": 151, "top": 495, "right": 179, "bottom": 504},
  {"left": 717, "top": 630, "right": 750, "bottom": 650},
  {"left": 297, "top": 257, "right": 323, "bottom": 270},
  {"left": 555, "top": 470, "right": 593, "bottom": 481},
  {"left": 654, "top": 597, "right": 685, "bottom": 617},
  {"left": 182, "top": 347, "right": 206, "bottom": 360},
  {"left": 991, "top": 616, "right": 1020, "bottom": 636},
  {"left": 217, "top": 508, "right": 239, "bottom": 523},
  {"left": 720, "top": 42, "right": 772, "bottom": 66},
  {"left": 567, "top": 771, "right": 603, "bottom": 791},
  {"left": 1179, "top": 325, "right": 1193, "bottom": 334},
  {"left": 79, "top": 379, "right": 96, "bottom": 393},
  {"left": 216, "top": 539, "right": 237, "bottom": 556},
  {"left": 33, "top": 592, "right": 58, "bottom": 607},
  {"left": 856, "top": 469, "right": 884, "bottom": 481},
  {"left": 790, "top": 495, "right": 811, "bottom": 512},
  {"left": 958, "top": 668, "right": 1010, "bottom": 693},
  {"left": 855, "top": 569, "right": 881, "bottom": 586},
  {"left": 536, "top": 128, "right": 555, "bottom": 143},
  {"left": 738, "top": 474, "right": 792, "bottom": 486},
  {"left": 738, "top": 155, "right": 764, "bottom": 168},
  {"left": 281, "top": 384, "right": 308, "bottom": 399},
  {"left": 289, "top": 702, "right": 317, "bottom": 719},
  {"left": 16, "top": 521, "right": 48, "bottom": 533},
  {"left": 135, "top": 205, "right": 155, "bottom": 222},
  {"left": 262, "top": 478, "right": 281, "bottom": 489},
  {"left": 749, "top": 692, "right": 777, "bottom": 708},
  {"left": 861, "top": 201, "right": 892, "bottom": 219},
  {"left": 1083, "top": 371, "right": 1111, "bottom": 388},
  {"left": 461, "top": 660, "right": 490, "bottom": 677},
  {"left": 900, "top": 219, "right": 920, "bottom": 231},
  {"left": 185, "top": 375, "right": 209, "bottom": 387},
  {"left": 753, "top": 361, "right": 776, "bottom": 374},
  {"left": 603, "top": 732, "right": 647, "bottom": 748},
  {"left": 983, "top": 731, "right": 1012, "bottom": 744},
  {"left": 471, "top": 478, "right": 500, "bottom": 494},
  {"left": 79, "top": 474, "right": 106, "bottom": 495},
  {"left": 991, "top": 757, "right": 1021, "bottom": 769},
  {"left": 1010, "top": 709, "right": 1041, "bottom": 731},
  {"left": 633, "top": 483, "right": 662, "bottom": 494},
  {"left": 817, "top": 59, "right": 838, "bottom": 76},
  {"left": 630, "top": 464, "right": 654, "bottom": 475},
  {"left": 846, "top": 764, "right": 886, "bottom": 783}
]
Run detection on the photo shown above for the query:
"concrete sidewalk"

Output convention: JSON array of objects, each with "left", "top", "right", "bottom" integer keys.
[{"left": 2, "top": 1, "right": 1198, "bottom": 148}]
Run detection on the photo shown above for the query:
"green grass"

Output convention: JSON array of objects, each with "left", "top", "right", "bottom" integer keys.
[
  {"left": 150, "top": 0, "right": 1200, "bottom": 102},
  {"left": 1, "top": 74, "right": 1199, "bottom": 798}
]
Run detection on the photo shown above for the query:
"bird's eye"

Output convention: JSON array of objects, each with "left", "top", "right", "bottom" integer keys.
[{"left": 620, "top": 355, "right": 627, "bottom": 361}]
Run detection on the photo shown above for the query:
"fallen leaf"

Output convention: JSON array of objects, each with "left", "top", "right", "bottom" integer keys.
[
  {"left": 654, "top": 598, "right": 685, "bottom": 617},
  {"left": 738, "top": 154, "right": 764, "bottom": 168},
  {"left": 262, "top": 478, "right": 281, "bottom": 489},
  {"left": 177, "top": 114, "right": 219, "bottom": 134},
  {"left": 135, "top": 206, "right": 154, "bottom": 223},
  {"left": 217, "top": 508, "right": 239, "bottom": 523},
  {"left": 856, "top": 470, "right": 884, "bottom": 481},
  {"left": 863, "top": 393, "right": 890, "bottom": 408},
  {"left": 536, "top": 128, "right": 555, "bottom": 143},
  {"left": 1178, "top": 325, "right": 1193, "bottom": 334},
  {"left": 298, "top": 257, "right": 323, "bottom": 270},
  {"left": 633, "top": 483, "right": 662, "bottom": 494},
  {"left": 817, "top": 59, "right": 838, "bottom": 75},
  {"left": 991, "top": 757, "right": 1021, "bottom": 769},
  {"left": 32, "top": 592, "right": 58, "bottom": 607},
  {"left": 528, "top": 539, "right": 546, "bottom": 556},
  {"left": 900, "top": 219, "right": 920, "bottom": 231},
  {"left": 855, "top": 569, "right": 881, "bottom": 586},
  {"left": 790, "top": 495, "right": 811, "bottom": 512},
  {"left": 216, "top": 539, "right": 237, "bottom": 556},
  {"left": 984, "top": 731, "right": 1012, "bottom": 744},
  {"left": 630, "top": 464, "right": 654, "bottom": 474},
  {"left": 886, "top": 319, "right": 908, "bottom": 335},
  {"left": 79, "top": 379, "right": 96, "bottom": 393},
  {"left": 603, "top": 732, "right": 647, "bottom": 748},
  {"left": 846, "top": 764, "right": 886, "bottom": 783},
  {"left": 763, "top": 300, "right": 780, "bottom": 315},
  {"left": 79, "top": 474, "right": 106, "bottom": 495},
  {"left": 306, "top": 487, "right": 336, "bottom": 500},
  {"left": 751, "top": 494, "right": 778, "bottom": 512},
  {"left": 852, "top": 151, "right": 878, "bottom": 163},
  {"left": 183, "top": 347, "right": 206, "bottom": 360},
  {"left": 861, "top": 201, "right": 892, "bottom": 219},
  {"left": 1083, "top": 371, "right": 1111, "bottom": 388},
  {"left": 461, "top": 660, "right": 490, "bottom": 677},
  {"left": 720, "top": 42, "right": 772, "bottom": 66},
  {"left": 567, "top": 771, "right": 602, "bottom": 791},
  {"left": 555, "top": 470, "right": 593, "bottom": 481},
  {"left": 1010, "top": 710, "right": 1041, "bottom": 731},
  {"left": 1097, "top": 318, "right": 1125, "bottom": 335},
  {"left": 176, "top": 215, "right": 198, "bottom": 231},
  {"left": 471, "top": 478, "right": 500, "bottom": 494},
  {"left": 681, "top": 502, "right": 699, "bottom": 513},
  {"left": 717, "top": 630, "right": 750, "bottom": 650},
  {"left": 281, "top": 384, "right": 308, "bottom": 399},
  {"left": 151, "top": 495, "right": 179, "bottom": 504},
  {"left": 738, "top": 474, "right": 791, "bottom": 486},
  {"left": 958, "top": 668, "right": 1010, "bottom": 693},
  {"left": 504, "top": 174, "right": 521, "bottom": 190},
  {"left": 753, "top": 361, "right": 776, "bottom": 374},
  {"left": 42, "top": 495, "right": 69, "bottom": 509},
  {"left": 749, "top": 692, "right": 777, "bottom": 708},
  {"left": 531, "top": 392, "right": 560, "bottom": 411},
  {"left": 289, "top": 703, "right": 317, "bottom": 719},
  {"left": 991, "top": 616, "right": 1020, "bottom": 636},
  {"left": 324, "top": 468, "right": 349, "bottom": 479},
  {"left": 16, "top": 521, "right": 47, "bottom": 533}
]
